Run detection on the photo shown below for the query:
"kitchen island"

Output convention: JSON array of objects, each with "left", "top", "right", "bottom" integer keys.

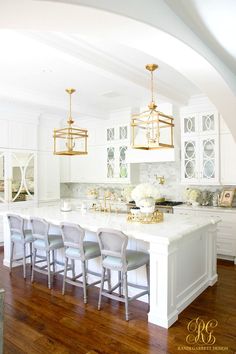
[{"left": 2, "top": 206, "right": 219, "bottom": 328}]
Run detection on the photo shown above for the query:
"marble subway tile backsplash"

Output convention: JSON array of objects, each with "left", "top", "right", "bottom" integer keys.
[
  {"left": 61, "top": 162, "right": 186, "bottom": 201},
  {"left": 60, "top": 161, "right": 236, "bottom": 204}
]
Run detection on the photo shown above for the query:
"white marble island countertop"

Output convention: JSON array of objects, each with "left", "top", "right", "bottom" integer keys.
[
  {"left": 2, "top": 204, "right": 219, "bottom": 329},
  {"left": 3, "top": 205, "right": 219, "bottom": 245}
]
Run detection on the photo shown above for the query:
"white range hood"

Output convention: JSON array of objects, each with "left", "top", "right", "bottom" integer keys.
[{"left": 126, "top": 147, "right": 179, "bottom": 163}]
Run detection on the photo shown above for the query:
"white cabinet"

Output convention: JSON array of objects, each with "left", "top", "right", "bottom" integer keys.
[
  {"left": 38, "top": 152, "right": 60, "bottom": 202},
  {"left": 181, "top": 111, "right": 219, "bottom": 185},
  {"left": 60, "top": 120, "right": 139, "bottom": 184},
  {"left": 220, "top": 133, "right": 236, "bottom": 185},
  {"left": 0, "top": 120, "right": 9, "bottom": 148},
  {"left": 106, "top": 125, "right": 139, "bottom": 183},
  {"left": 9, "top": 121, "right": 38, "bottom": 150},
  {"left": 70, "top": 145, "right": 106, "bottom": 183},
  {"left": 174, "top": 206, "right": 236, "bottom": 263},
  {"left": 38, "top": 116, "right": 61, "bottom": 203}
]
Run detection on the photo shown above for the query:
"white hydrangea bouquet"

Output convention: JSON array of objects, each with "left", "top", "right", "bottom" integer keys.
[
  {"left": 131, "top": 183, "right": 160, "bottom": 213},
  {"left": 185, "top": 188, "right": 202, "bottom": 206}
]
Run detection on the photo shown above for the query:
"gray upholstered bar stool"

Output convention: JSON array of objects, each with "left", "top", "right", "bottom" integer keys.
[
  {"left": 97, "top": 228, "right": 150, "bottom": 321},
  {"left": 7, "top": 214, "right": 34, "bottom": 279},
  {"left": 60, "top": 222, "right": 102, "bottom": 304},
  {"left": 30, "top": 217, "right": 64, "bottom": 289}
]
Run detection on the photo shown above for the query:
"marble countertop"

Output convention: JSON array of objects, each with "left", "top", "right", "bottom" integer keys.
[
  {"left": 173, "top": 204, "right": 236, "bottom": 214},
  {"left": 2, "top": 205, "right": 219, "bottom": 245}
]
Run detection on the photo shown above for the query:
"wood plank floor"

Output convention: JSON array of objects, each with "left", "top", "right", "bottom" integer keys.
[{"left": 0, "top": 251, "right": 235, "bottom": 354}]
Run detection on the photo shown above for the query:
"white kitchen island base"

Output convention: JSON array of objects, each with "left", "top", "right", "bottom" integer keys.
[{"left": 2, "top": 206, "right": 218, "bottom": 328}]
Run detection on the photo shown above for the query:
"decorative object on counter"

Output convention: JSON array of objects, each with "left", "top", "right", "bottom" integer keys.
[
  {"left": 53, "top": 88, "right": 88, "bottom": 156},
  {"left": 184, "top": 188, "right": 202, "bottom": 206},
  {"left": 155, "top": 175, "right": 165, "bottom": 184},
  {"left": 130, "top": 206, "right": 141, "bottom": 215},
  {"left": 212, "top": 190, "right": 220, "bottom": 207},
  {"left": 219, "top": 189, "right": 235, "bottom": 207},
  {"left": 86, "top": 188, "right": 98, "bottom": 199},
  {"left": 131, "top": 183, "right": 160, "bottom": 207},
  {"left": 131, "top": 64, "right": 174, "bottom": 150},
  {"left": 201, "top": 190, "right": 213, "bottom": 206},
  {"left": 138, "top": 198, "right": 155, "bottom": 214},
  {"left": 127, "top": 210, "right": 163, "bottom": 224},
  {"left": 121, "top": 185, "right": 134, "bottom": 202},
  {"left": 60, "top": 199, "right": 72, "bottom": 212}
]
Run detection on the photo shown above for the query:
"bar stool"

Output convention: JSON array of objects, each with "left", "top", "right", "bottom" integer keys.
[
  {"left": 7, "top": 214, "right": 33, "bottom": 279},
  {"left": 30, "top": 217, "right": 64, "bottom": 289},
  {"left": 60, "top": 222, "right": 102, "bottom": 304},
  {"left": 97, "top": 228, "right": 150, "bottom": 321}
]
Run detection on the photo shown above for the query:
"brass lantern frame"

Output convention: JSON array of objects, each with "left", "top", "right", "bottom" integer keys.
[
  {"left": 131, "top": 64, "right": 174, "bottom": 150},
  {"left": 53, "top": 88, "right": 88, "bottom": 156}
]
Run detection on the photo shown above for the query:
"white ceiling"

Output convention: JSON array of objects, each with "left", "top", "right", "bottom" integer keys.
[
  {"left": 0, "top": 29, "right": 199, "bottom": 119},
  {"left": 0, "top": 0, "right": 235, "bottom": 123}
]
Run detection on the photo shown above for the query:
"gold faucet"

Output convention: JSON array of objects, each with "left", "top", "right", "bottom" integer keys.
[{"left": 155, "top": 175, "right": 165, "bottom": 184}]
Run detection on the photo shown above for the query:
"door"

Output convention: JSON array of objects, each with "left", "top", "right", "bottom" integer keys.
[
  {"left": 199, "top": 136, "right": 219, "bottom": 184},
  {"left": 9, "top": 152, "right": 36, "bottom": 202},
  {"left": 181, "top": 137, "right": 199, "bottom": 184}
]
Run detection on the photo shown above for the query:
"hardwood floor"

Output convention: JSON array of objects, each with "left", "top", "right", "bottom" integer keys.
[{"left": 0, "top": 251, "right": 235, "bottom": 354}]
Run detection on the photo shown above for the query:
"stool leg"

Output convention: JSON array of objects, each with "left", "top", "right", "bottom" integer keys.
[
  {"left": 71, "top": 259, "right": 75, "bottom": 280},
  {"left": 46, "top": 251, "right": 51, "bottom": 289},
  {"left": 31, "top": 248, "right": 36, "bottom": 283},
  {"left": 23, "top": 243, "right": 26, "bottom": 279},
  {"left": 10, "top": 241, "right": 14, "bottom": 274},
  {"left": 52, "top": 250, "right": 55, "bottom": 274},
  {"left": 98, "top": 267, "right": 106, "bottom": 310},
  {"left": 107, "top": 269, "right": 111, "bottom": 292},
  {"left": 118, "top": 271, "right": 122, "bottom": 296},
  {"left": 62, "top": 257, "right": 68, "bottom": 295},
  {"left": 146, "top": 262, "right": 150, "bottom": 308},
  {"left": 29, "top": 243, "right": 33, "bottom": 268},
  {"left": 82, "top": 261, "right": 87, "bottom": 304},
  {"left": 123, "top": 272, "right": 129, "bottom": 321}
]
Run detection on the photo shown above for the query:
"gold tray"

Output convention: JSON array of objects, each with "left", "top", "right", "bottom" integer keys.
[{"left": 127, "top": 211, "right": 164, "bottom": 224}]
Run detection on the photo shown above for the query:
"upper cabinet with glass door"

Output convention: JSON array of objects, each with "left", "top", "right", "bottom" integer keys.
[
  {"left": 181, "top": 111, "right": 219, "bottom": 185},
  {"left": 106, "top": 125, "right": 130, "bottom": 182}
]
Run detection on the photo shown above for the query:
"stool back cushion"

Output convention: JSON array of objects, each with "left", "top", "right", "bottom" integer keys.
[
  {"left": 30, "top": 217, "right": 49, "bottom": 244},
  {"left": 60, "top": 222, "right": 85, "bottom": 256},
  {"left": 97, "top": 228, "right": 128, "bottom": 269}
]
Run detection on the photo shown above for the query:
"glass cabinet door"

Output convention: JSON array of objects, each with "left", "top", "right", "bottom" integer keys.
[
  {"left": 183, "top": 115, "right": 197, "bottom": 135},
  {"left": 119, "top": 146, "right": 128, "bottom": 178},
  {"left": 200, "top": 138, "right": 217, "bottom": 181},
  {"left": 200, "top": 112, "right": 217, "bottom": 134},
  {"left": 10, "top": 152, "right": 35, "bottom": 202},
  {"left": 107, "top": 147, "right": 115, "bottom": 178},
  {"left": 183, "top": 139, "right": 198, "bottom": 180}
]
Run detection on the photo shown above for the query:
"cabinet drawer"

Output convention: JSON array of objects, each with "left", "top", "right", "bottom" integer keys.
[{"left": 216, "top": 237, "right": 236, "bottom": 256}]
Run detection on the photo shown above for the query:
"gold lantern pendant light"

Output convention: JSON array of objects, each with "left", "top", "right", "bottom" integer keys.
[
  {"left": 131, "top": 64, "right": 174, "bottom": 150},
  {"left": 53, "top": 88, "right": 88, "bottom": 156}
]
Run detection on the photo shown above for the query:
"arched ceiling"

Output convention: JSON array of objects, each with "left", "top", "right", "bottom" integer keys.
[{"left": 0, "top": 0, "right": 235, "bottom": 138}]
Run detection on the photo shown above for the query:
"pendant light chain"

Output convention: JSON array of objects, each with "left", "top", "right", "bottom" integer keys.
[{"left": 151, "top": 70, "right": 154, "bottom": 104}]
